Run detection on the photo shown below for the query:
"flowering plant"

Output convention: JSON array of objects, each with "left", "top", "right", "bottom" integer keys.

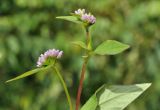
[{"left": 6, "top": 9, "right": 151, "bottom": 110}]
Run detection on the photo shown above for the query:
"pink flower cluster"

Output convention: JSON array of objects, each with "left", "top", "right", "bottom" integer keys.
[
  {"left": 74, "top": 9, "right": 96, "bottom": 24},
  {"left": 37, "top": 49, "right": 63, "bottom": 67},
  {"left": 81, "top": 13, "right": 96, "bottom": 24}
]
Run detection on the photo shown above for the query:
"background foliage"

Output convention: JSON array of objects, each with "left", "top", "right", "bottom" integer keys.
[{"left": 0, "top": 0, "right": 160, "bottom": 110}]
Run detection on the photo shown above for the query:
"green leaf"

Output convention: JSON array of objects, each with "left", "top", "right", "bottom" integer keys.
[
  {"left": 56, "top": 16, "right": 82, "bottom": 24},
  {"left": 94, "top": 40, "right": 130, "bottom": 55},
  {"left": 5, "top": 66, "right": 52, "bottom": 83},
  {"left": 72, "top": 41, "right": 88, "bottom": 50},
  {"left": 81, "top": 95, "right": 97, "bottom": 110},
  {"left": 81, "top": 83, "right": 151, "bottom": 110}
]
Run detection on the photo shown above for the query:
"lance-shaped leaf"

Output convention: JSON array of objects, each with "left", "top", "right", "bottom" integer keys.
[
  {"left": 72, "top": 41, "right": 88, "bottom": 50},
  {"left": 81, "top": 83, "right": 151, "bottom": 110},
  {"left": 56, "top": 16, "right": 82, "bottom": 24},
  {"left": 94, "top": 40, "right": 130, "bottom": 55},
  {"left": 6, "top": 65, "right": 52, "bottom": 83}
]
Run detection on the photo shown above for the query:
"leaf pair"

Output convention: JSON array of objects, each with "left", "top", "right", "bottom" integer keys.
[
  {"left": 57, "top": 16, "right": 130, "bottom": 55},
  {"left": 72, "top": 40, "right": 130, "bottom": 55},
  {"left": 81, "top": 83, "right": 151, "bottom": 110}
]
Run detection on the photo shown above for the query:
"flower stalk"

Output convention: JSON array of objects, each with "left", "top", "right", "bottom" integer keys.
[{"left": 54, "top": 66, "right": 73, "bottom": 110}]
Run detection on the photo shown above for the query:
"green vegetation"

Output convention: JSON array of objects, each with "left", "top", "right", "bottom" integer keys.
[{"left": 0, "top": 0, "right": 159, "bottom": 110}]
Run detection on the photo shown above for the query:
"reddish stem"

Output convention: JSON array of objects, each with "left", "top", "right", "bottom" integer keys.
[
  {"left": 75, "top": 60, "right": 88, "bottom": 110},
  {"left": 75, "top": 27, "right": 90, "bottom": 110}
]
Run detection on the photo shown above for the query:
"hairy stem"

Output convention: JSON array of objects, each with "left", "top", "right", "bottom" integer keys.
[
  {"left": 54, "top": 66, "right": 73, "bottom": 110},
  {"left": 75, "top": 27, "right": 90, "bottom": 110}
]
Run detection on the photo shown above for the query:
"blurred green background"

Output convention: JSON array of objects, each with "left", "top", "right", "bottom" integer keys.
[{"left": 0, "top": 0, "right": 160, "bottom": 110}]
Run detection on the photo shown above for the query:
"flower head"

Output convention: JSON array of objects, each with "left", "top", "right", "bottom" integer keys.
[
  {"left": 74, "top": 9, "right": 85, "bottom": 15},
  {"left": 81, "top": 13, "right": 96, "bottom": 24},
  {"left": 74, "top": 9, "right": 96, "bottom": 25},
  {"left": 37, "top": 49, "right": 63, "bottom": 67}
]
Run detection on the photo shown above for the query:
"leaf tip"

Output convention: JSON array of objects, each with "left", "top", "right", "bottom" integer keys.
[
  {"left": 5, "top": 79, "right": 15, "bottom": 83},
  {"left": 5, "top": 80, "right": 11, "bottom": 84},
  {"left": 145, "top": 83, "right": 152, "bottom": 88},
  {"left": 56, "top": 16, "right": 61, "bottom": 19},
  {"left": 136, "top": 83, "right": 152, "bottom": 91},
  {"left": 126, "top": 44, "right": 130, "bottom": 49}
]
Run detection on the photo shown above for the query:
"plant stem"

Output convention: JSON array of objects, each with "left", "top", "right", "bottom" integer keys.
[
  {"left": 86, "top": 27, "right": 92, "bottom": 50},
  {"left": 54, "top": 66, "right": 73, "bottom": 110},
  {"left": 75, "top": 59, "right": 88, "bottom": 110},
  {"left": 75, "top": 27, "right": 90, "bottom": 110},
  {"left": 86, "top": 27, "right": 89, "bottom": 46}
]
